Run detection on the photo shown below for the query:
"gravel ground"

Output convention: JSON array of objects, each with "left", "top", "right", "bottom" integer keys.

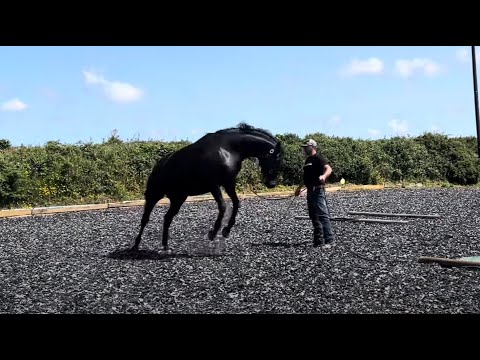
[{"left": 1, "top": 187, "right": 480, "bottom": 314}]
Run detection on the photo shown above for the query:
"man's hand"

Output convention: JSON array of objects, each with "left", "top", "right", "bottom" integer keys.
[{"left": 319, "top": 174, "right": 327, "bottom": 184}]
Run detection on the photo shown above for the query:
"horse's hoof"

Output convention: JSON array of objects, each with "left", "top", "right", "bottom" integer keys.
[
  {"left": 207, "top": 230, "right": 216, "bottom": 241},
  {"left": 221, "top": 227, "right": 230, "bottom": 238}
]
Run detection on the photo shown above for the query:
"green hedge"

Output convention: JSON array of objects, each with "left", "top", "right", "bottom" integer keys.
[{"left": 0, "top": 132, "right": 479, "bottom": 209}]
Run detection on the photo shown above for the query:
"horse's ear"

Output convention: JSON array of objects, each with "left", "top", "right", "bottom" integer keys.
[{"left": 275, "top": 141, "right": 282, "bottom": 153}]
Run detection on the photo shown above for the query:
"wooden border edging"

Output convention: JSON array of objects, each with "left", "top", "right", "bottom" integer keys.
[
  {"left": 0, "top": 184, "right": 387, "bottom": 219},
  {"left": 341, "top": 184, "right": 385, "bottom": 191},
  {"left": 31, "top": 203, "right": 109, "bottom": 215},
  {"left": 107, "top": 200, "right": 146, "bottom": 208},
  {"left": 0, "top": 209, "right": 32, "bottom": 218}
]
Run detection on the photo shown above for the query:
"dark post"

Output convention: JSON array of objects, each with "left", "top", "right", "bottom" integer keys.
[{"left": 471, "top": 46, "right": 480, "bottom": 158}]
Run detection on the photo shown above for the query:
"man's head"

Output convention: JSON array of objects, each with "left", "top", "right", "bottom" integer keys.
[{"left": 300, "top": 139, "right": 317, "bottom": 156}]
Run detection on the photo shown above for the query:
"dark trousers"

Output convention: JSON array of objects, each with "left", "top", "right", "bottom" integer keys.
[{"left": 307, "top": 186, "right": 335, "bottom": 244}]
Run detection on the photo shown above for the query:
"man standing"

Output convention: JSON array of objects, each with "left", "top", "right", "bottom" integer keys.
[{"left": 294, "top": 139, "right": 335, "bottom": 248}]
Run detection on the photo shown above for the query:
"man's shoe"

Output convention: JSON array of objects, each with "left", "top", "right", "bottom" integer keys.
[{"left": 322, "top": 241, "right": 336, "bottom": 249}]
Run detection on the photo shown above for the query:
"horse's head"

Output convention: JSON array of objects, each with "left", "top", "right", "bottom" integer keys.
[{"left": 258, "top": 141, "right": 283, "bottom": 188}]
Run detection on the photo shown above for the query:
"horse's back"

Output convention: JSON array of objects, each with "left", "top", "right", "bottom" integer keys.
[{"left": 154, "top": 133, "right": 232, "bottom": 184}]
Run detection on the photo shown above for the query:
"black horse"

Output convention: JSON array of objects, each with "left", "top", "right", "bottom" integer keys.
[{"left": 131, "top": 123, "right": 284, "bottom": 251}]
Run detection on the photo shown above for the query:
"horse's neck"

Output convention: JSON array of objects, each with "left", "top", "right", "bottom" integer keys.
[{"left": 232, "top": 134, "right": 274, "bottom": 160}]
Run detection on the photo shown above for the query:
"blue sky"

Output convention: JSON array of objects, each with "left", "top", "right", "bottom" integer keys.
[{"left": 0, "top": 46, "right": 479, "bottom": 146}]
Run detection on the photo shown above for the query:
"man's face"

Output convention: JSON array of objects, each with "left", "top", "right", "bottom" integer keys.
[{"left": 303, "top": 145, "right": 314, "bottom": 156}]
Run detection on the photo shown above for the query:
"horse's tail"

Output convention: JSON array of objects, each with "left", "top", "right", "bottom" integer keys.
[
  {"left": 151, "top": 152, "right": 173, "bottom": 173},
  {"left": 144, "top": 153, "right": 173, "bottom": 200}
]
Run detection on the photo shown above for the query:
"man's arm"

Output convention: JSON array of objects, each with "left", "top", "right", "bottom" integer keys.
[{"left": 319, "top": 164, "right": 332, "bottom": 183}]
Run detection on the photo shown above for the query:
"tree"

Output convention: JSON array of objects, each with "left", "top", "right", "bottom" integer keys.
[{"left": 0, "top": 139, "right": 11, "bottom": 150}]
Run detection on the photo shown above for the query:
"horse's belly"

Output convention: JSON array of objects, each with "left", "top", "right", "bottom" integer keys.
[
  {"left": 164, "top": 162, "right": 232, "bottom": 195},
  {"left": 166, "top": 177, "right": 213, "bottom": 196}
]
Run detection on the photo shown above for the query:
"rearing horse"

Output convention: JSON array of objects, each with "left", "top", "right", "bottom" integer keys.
[{"left": 131, "top": 123, "right": 284, "bottom": 251}]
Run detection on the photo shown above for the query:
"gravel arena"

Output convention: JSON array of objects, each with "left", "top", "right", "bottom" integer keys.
[{"left": 1, "top": 187, "right": 479, "bottom": 314}]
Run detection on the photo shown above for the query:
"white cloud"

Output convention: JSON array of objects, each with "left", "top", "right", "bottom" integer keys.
[
  {"left": 149, "top": 128, "right": 181, "bottom": 140},
  {"left": 1, "top": 98, "right": 28, "bottom": 112},
  {"left": 368, "top": 129, "right": 381, "bottom": 137},
  {"left": 431, "top": 124, "right": 441, "bottom": 133},
  {"left": 83, "top": 70, "right": 143, "bottom": 103},
  {"left": 388, "top": 119, "right": 409, "bottom": 136},
  {"left": 456, "top": 48, "right": 470, "bottom": 63},
  {"left": 341, "top": 57, "right": 384, "bottom": 76},
  {"left": 104, "top": 81, "right": 143, "bottom": 103},
  {"left": 394, "top": 58, "right": 443, "bottom": 78},
  {"left": 190, "top": 128, "right": 205, "bottom": 135},
  {"left": 455, "top": 47, "right": 480, "bottom": 64},
  {"left": 83, "top": 70, "right": 107, "bottom": 85},
  {"left": 328, "top": 115, "right": 341, "bottom": 127},
  {"left": 149, "top": 129, "right": 162, "bottom": 139}
]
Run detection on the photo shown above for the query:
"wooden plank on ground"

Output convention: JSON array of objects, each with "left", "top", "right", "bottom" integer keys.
[
  {"left": 418, "top": 256, "right": 480, "bottom": 268},
  {"left": 348, "top": 211, "right": 441, "bottom": 219},
  {"left": 294, "top": 215, "right": 409, "bottom": 224}
]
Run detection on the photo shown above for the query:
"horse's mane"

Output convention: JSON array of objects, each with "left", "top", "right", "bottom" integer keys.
[{"left": 215, "top": 122, "right": 278, "bottom": 144}]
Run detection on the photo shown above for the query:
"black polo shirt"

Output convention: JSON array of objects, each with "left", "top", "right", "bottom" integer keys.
[{"left": 303, "top": 154, "right": 329, "bottom": 188}]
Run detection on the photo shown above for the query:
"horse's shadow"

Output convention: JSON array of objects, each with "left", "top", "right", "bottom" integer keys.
[{"left": 105, "top": 246, "right": 230, "bottom": 261}]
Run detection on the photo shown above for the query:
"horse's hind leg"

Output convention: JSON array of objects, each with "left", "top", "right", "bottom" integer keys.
[
  {"left": 208, "top": 186, "right": 226, "bottom": 240},
  {"left": 161, "top": 194, "right": 187, "bottom": 251},
  {"left": 131, "top": 193, "right": 163, "bottom": 251},
  {"left": 221, "top": 183, "right": 240, "bottom": 238}
]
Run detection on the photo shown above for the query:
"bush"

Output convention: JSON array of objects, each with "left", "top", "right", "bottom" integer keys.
[
  {"left": 416, "top": 133, "right": 480, "bottom": 185},
  {"left": 381, "top": 136, "right": 433, "bottom": 182},
  {"left": 0, "top": 130, "right": 479, "bottom": 209},
  {"left": 0, "top": 139, "right": 11, "bottom": 151},
  {"left": 0, "top": 157, "right": 24, "bottom": 208},
  {"left": 446, "top": 141, "right": 480, "bottom": 185}
]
